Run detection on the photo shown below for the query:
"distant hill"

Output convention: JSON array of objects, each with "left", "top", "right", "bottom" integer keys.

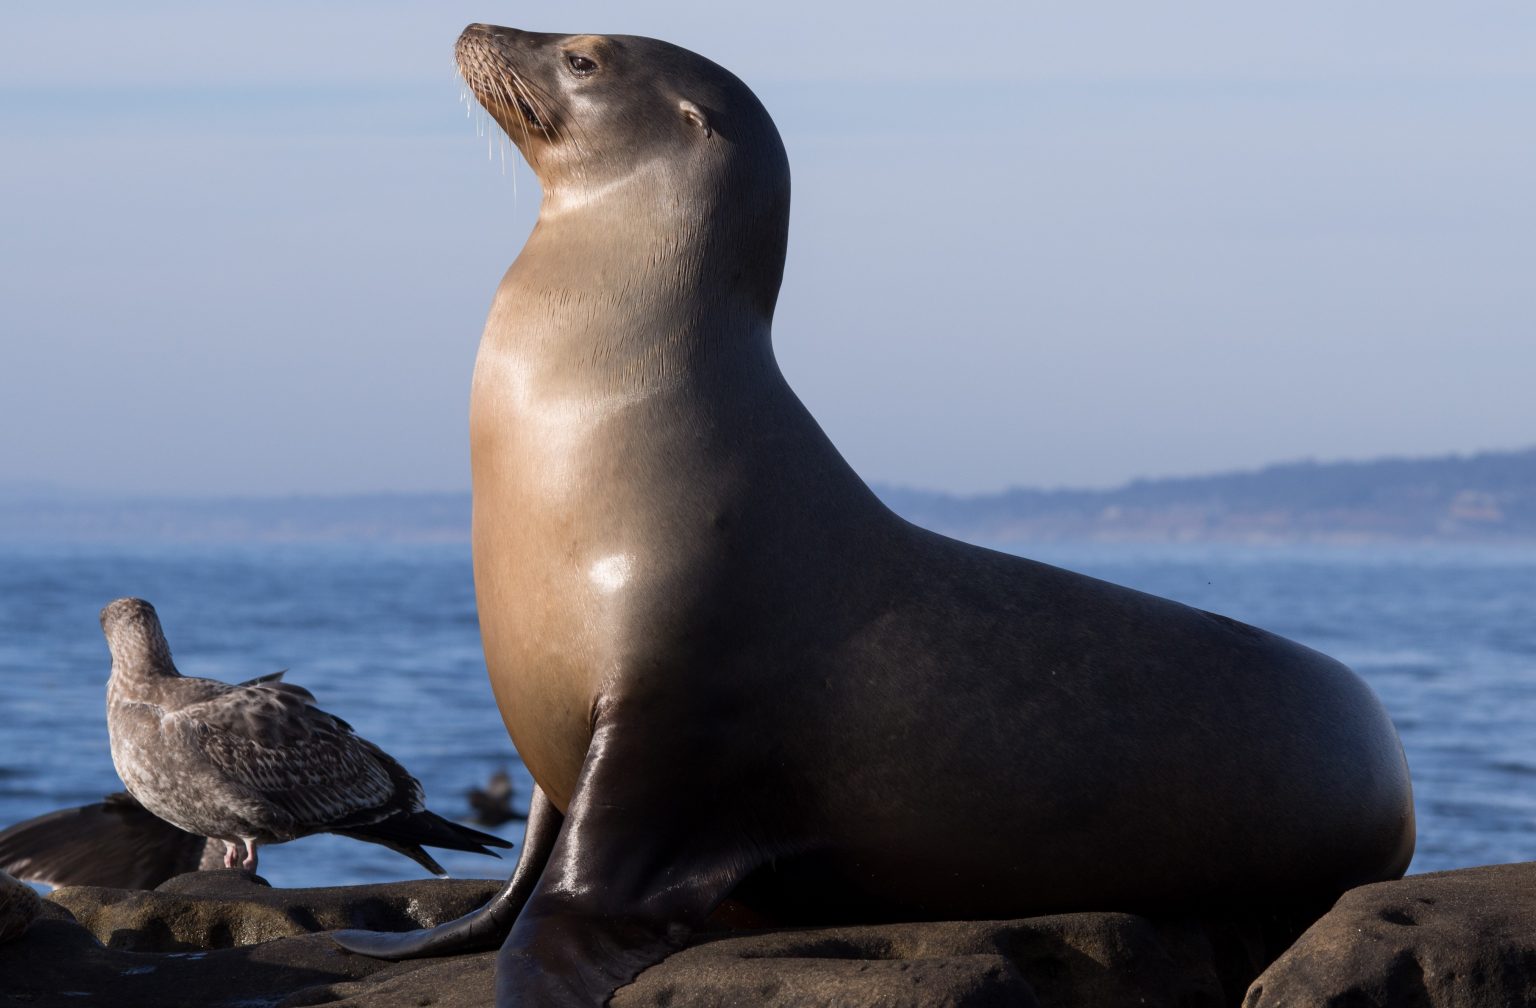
[
  {"left": 4, "top": 447, "right": 1536, "bottom": 545},
  {"left": 881, "top": 448, "right": 1536, "bottom": 544}
]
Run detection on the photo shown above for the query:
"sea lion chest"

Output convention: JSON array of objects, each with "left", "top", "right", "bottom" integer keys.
[{"left": 468, "top": 311, "right": 723, "bottom": 812}]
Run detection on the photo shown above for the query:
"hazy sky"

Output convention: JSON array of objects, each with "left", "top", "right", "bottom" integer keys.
[{"left": 3, "top": 2, "right": 1533, "bottom": 496}]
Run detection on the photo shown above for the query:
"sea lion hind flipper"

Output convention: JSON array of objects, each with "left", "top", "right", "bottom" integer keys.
[
  {"left": 495, "top": 721, "right": 763, "bottom": 1006},
  {"left": 331, "top": 785, "right": 562, "bottom": 960},
  {"left": 331, "top": 898, "right": 509, "bottom": 958}
]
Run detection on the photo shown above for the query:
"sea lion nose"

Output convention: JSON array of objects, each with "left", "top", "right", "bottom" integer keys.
[{"left": 461, "top": 23, "right": 521, "bottom": 40}]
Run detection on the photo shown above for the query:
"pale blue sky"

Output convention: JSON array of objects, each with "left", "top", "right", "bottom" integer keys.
[{"left": 2, "top": 2, "right": 1533, "bottom": 495}]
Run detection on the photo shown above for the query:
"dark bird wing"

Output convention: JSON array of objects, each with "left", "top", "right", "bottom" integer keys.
[{"left": 0, "top": 792, "right": 211, "bottom": 889}]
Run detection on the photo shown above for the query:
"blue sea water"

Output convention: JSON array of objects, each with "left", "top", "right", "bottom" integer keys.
[{"left": 1, "top": 539, "right": 1532, "bottom": 889}]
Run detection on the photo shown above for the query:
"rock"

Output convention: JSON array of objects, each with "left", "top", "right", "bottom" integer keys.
[
  {"left": 48, "top": 867, "right": 502, "bottom": 952},
  {"left": 0, "top": 870, "right": 499, "bottom": 1008},
  {"left": 616, "top": 911, "right": 1297, "bottom": 1008},
  {"left": 0, "top": 868, "right": 1303, "bottom": 1007},
  {"left": 277, "top": 952, "right": 497, "bottom": 1008},
  {"left": 2, "top": 916, "right": 406, "bottom": 1008},
  {"left": 0, "top": 868, "right": 42, "bottom": 943},
  {"left": 1245, "top": 862, "right": 1536, "bottom": 1007}
]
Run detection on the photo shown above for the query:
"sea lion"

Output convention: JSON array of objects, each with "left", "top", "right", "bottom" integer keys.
[{"left": 333, "top": 24, "right": 1416, "bottom": 1006}]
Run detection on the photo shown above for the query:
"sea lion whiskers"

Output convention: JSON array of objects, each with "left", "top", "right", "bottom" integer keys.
[
  {"left": 496, "top": 72, "right": 554, "bottom": 151},
  {"left": 503, "top": 67, "right": 593, "bottom": 165},
  {"left": 456, "top": 53, "right": 520, "bottom": 132},
  {"left": 462, "top": 81, "right": 515, "bottom": 191},
  {"left": 457, "top": 36, "right": 595, "bottom": 178},
  {"left": 459, "top": 41, "right": 556, "bottom": 146},
  {"left": 459, "top": 66, "right": 520, "bottom": 174},
  {"left": 456, "top": 60, "right": 513, "bottom": 174},
  {"left": 463, "top": 56, "right": 578, "bottom": 180},
  {"left": 457, "top": 74, "right": 496, "bottom": 143},
  {"left": 458, "top": 58, "right": 508, "bottom": 130}
]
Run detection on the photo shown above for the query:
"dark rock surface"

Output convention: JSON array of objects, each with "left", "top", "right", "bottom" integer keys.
[
  {"left": 4, "top": 915, "right": 407, "bottom": 1008},
  {"left": 1, "top": 869, "right": 1307, "bottom": 1007},
  {"left": 1, "top": 871, "right": 501, "bottom": 1008},
  {"left": 614, "top": 912, "right": 1291, "bottom": 1008},
  {"left": 48, "top": 867, "right": 501, "bottom": 952},
  {"left": 1245, "top": 861, "right": 1536, "bottom": 1008},
  {"left": 0, "top": 869, "right": 42, "bottom": 944}
]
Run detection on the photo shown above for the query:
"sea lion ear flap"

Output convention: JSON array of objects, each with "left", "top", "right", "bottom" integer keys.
[{"left": 678, "top": 100, "right": 712, "bottom": 138}]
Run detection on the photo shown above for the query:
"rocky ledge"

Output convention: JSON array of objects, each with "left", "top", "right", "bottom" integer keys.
[{"left": 1, "top": 863, "right": 1532, "bottom": 1007}]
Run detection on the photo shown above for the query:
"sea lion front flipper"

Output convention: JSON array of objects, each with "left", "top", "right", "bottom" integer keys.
[
  {"left": 496, "top": 718, "right": 761, "bottom": 1007},
  {"left": 331, "top": 785, "right": 561, "bottom": 959}
]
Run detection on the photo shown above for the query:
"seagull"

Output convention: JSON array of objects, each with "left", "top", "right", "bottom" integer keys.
[
  {"left": 0, "top": 673, "right": 276, "bottom": 889},
  {"left": 102, "top": 597, "right": 511, "bottom": 875},
  {"left": 1, "top": 673, "right": 282, "bottom": 890}
]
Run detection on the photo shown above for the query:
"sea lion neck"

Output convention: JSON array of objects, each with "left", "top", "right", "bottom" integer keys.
[
  {"left": 486, "top": 177, "right": 788, "bottom": 394},
  {"left": 535, "top": 134, "right": 790, "bottom": 315}
]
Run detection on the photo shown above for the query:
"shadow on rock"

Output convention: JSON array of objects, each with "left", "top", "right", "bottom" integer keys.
[
  {"left": 48, "top": 867, "right": 502, "bottom": 952},
  {"left": 617, "top": 910, "right": 1307, "bottom": 1008}
]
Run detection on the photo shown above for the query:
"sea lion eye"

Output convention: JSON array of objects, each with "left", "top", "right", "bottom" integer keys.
[{"left": 566, "top": 53, "right": 599, "bottom": 77}]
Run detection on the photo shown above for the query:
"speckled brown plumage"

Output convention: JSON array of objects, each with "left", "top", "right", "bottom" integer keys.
[{"left": 102, "top": 598, "right": 511, "bottom": 875}]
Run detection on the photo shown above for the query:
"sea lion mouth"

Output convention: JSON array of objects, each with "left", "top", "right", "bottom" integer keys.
[
  {"left": 455, "top": 25, "right": 559, "bottom": 141},
  {"left": 512, "top": 93, "right": 546, "bottom": 129}
]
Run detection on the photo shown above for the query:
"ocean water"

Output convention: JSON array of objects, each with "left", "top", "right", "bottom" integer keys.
[{"left": 1, "top": 539, "right": 1532, "bottom": 890}]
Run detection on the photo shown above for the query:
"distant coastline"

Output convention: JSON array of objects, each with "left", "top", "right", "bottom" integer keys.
[
  {"left": 5, "top": 446, "right": 1535, "bottom": 545},
  {"left": 882, "top": 447, "right": 1536, "bottom": 545}
]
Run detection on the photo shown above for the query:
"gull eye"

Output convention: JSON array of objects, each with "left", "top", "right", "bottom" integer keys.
[{"left": 567, "top": 53, "right": 598, "bottom": 77}]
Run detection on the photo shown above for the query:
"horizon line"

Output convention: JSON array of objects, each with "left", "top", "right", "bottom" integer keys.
[{"left": 5, "top": 443, "right": 1534, "bottom": 505}]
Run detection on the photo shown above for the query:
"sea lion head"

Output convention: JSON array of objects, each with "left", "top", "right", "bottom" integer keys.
[
  {"left": 456, "top": 24, "right": 784, "bottom": 187},
  {"left": 455, "top": 25, "right": 789, "bottom": 310}
]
